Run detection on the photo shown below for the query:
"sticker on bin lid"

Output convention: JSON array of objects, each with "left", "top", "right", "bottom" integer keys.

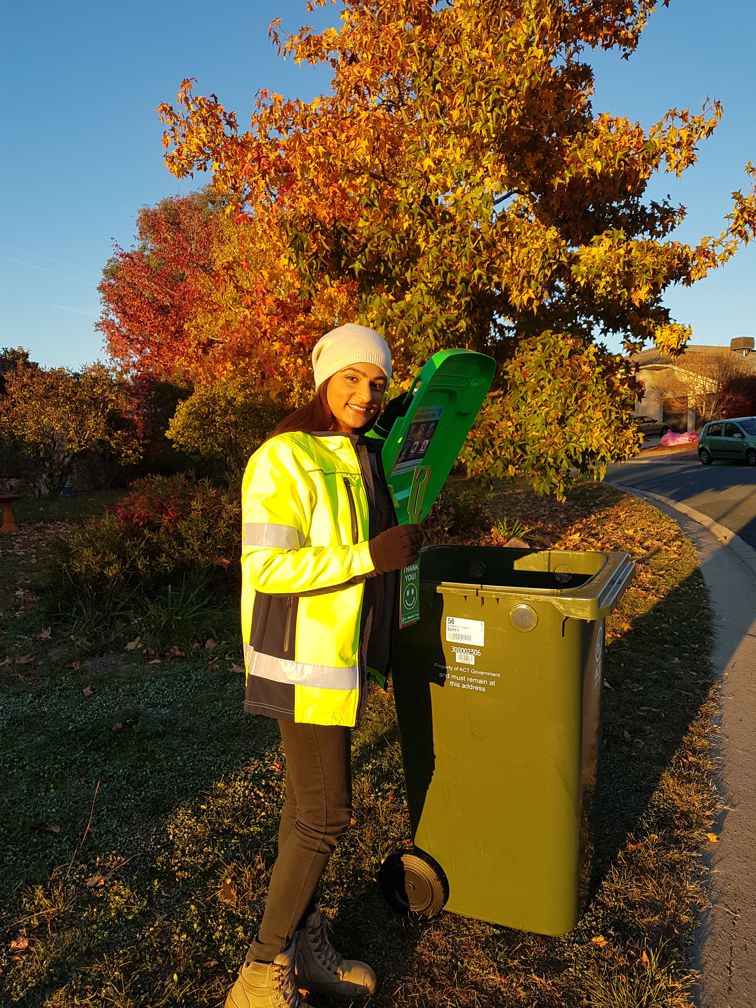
[{"left": 446, "top": 616, "right": 484, "bottom": 647}]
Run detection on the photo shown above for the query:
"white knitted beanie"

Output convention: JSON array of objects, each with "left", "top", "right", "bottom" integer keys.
[{"left": 312, "top": 324, "right": 392, "bottom": 388}]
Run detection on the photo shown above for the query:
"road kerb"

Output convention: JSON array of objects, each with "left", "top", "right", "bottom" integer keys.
[{"left": 611, "top": 483, "right": 756, "bottom": 581}]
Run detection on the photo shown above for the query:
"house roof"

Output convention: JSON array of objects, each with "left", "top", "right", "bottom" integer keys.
[{"left": 633, "top": 345, "right": 756, "bottom": 374}]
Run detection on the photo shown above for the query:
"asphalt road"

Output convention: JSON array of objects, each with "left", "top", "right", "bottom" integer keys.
[{"left": 606, "top": 449, "right": 756, "bottom": 550}]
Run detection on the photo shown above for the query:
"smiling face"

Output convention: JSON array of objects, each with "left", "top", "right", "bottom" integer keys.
[{"left": 326, "top": 362, "right": 388, "bottom": 433}]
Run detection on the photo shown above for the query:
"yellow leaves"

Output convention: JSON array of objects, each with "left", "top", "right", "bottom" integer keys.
[
  {"left": 630, "top": 283, "right": 651, "bottom": 306},
  {"left": 591, "top": 935, "right": 608, "bottom": 947},
  {"left": 217, "top": 878, "right": 237, "bottom": 905},
  {"left": 706, "top": 832, "right": 719, "bottom": 844}
]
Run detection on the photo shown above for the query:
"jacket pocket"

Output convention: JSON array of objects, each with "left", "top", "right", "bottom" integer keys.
[
  {"left": 343, "top": 477, "right": 358, "bottom": 544},
  {"left": 283, "top": 596, "right": 294, "bottom": 654}
]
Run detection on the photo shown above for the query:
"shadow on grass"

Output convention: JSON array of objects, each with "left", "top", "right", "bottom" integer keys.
[
  {"left": 590, "top": 560, "right": 715, "bottom": 916},
  {"left": 0, "top": 659, "right": 285, "bottom": 1006}
]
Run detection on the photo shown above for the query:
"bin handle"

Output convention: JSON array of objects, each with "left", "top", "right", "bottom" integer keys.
[
  {"left": 594, "top": 552, "right": 635, "bottom": 615},
  {"left": 549, "top": 552, "right": 635, "bottom": 620}
]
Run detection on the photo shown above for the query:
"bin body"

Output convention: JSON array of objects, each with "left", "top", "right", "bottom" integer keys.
[{"left": 391, "top": 545, "right": 634, "bottom": 936}]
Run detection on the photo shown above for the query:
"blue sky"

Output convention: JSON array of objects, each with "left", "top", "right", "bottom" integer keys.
[{"left": 1, "top": 0, "right": 754, "bottom": 371}]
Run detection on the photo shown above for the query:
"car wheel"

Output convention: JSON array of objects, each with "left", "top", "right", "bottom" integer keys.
[
  {"left": 699, "top": 448, "right": 713, "bottom": 466},
  {"left": 746, "top": 448, "right": 756, "bottom": 467}
]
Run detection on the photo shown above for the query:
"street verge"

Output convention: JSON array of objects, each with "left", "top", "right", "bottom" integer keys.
[{"left": 0, "top": 483, "right": 719, "bottom": 1008}]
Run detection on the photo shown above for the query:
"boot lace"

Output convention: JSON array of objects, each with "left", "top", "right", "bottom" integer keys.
[
  {"left": 308, "top": 915, "right": 341, "bottom": 975},
  {"left": 272, "top": 954, "right": 301, "bottom": 1007}
]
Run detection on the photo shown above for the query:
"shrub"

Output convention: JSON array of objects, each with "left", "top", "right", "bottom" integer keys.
[
  {"left": 52, "top": 475, "right": 241, "bottom": 599},
  {"left": 166, "top": 377, "right": 286, "bottom": 478},
  {"left": 423, "top": 477, "right": 494, "bottom": 544}
]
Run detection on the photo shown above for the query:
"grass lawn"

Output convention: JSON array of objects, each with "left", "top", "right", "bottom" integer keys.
[{"left": 0, "top": 483, "right": 718, "bottom": 1007}]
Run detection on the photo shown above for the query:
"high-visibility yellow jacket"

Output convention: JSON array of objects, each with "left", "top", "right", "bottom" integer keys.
[{"left": 241, "top": 430, "right": 395, "bottom": 727}]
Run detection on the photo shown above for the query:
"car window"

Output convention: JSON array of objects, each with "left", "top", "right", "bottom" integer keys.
[
  {"left": 739, "top": 419, "right": 756, "bottom": 435},
  {"left": 724, "top": 423, "right": 743, "bottom": 438},
  {"left": 706, "top": 423, "right": 722, "bottom": 437}
]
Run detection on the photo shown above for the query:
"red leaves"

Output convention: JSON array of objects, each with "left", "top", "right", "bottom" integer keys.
[
  {"left": 109, "top": 477, "right": 198, "bottom": 533},
  {"left": 98, "top": 192, "right": 224, "bottom": 382}
]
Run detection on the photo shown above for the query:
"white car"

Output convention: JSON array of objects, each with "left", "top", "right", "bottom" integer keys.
[{"left": 632, "top": 415, "right": 670, "bottom": 438}]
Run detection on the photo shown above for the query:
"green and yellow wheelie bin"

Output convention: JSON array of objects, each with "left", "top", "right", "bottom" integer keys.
[{"left": 379, "top": 544, "right": 635, "bottom": 936}]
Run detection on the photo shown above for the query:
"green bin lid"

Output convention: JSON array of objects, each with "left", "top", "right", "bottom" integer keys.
[{"left": 382, "top": 349, "right": 495, "bottom": 524}]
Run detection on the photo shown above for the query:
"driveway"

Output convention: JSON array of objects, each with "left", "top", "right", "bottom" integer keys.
[{"left": 606, "top": 449, "right": 756, "bottom": 550}]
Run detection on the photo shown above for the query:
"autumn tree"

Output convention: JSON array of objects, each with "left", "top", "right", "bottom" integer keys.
[
  {"left": 0, "top": 347, "right": 36, "bottom": 394},
  {"left": 98, "top": 191, "right": 226, "bottom": 382},
  {"left": 0, "top": 348, "right": 36, "bottom": 486},
  {"left": 98, "top": 189, "right": 325, "bottom": 395},
  {"left": 0, "top": 363, "right": 141, "bottom": 497},
  {"left": 158, "top": 0, "right": 756, "bottom": 494}
]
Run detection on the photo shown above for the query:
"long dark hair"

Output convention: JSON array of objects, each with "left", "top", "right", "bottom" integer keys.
[{"left": 268, "top": 382, "right": 337, "bottom": 438}]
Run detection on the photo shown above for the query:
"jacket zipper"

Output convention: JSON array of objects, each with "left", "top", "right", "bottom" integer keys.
[
  {"left": 343, "top": 477, "right": 358, "bottom": 544},
  {"left": 283, "top": 597, "right": 294, "bottom": 653}
]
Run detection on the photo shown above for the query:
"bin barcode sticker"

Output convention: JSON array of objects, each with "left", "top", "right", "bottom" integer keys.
[{"left": 446, "top": 616, "right": 484, "bottom": 647}]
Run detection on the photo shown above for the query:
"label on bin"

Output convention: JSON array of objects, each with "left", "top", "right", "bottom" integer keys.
[{"left": 445, "top": 616, "right": 484, "bottom": 647}]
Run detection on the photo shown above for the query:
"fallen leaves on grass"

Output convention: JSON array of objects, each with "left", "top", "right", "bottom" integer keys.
[
  {"left": 217, "top": 879, "right": 236, "bottom": 905},
  {"left": 706, "top": 832, "right": 719, "bottom": 843}
]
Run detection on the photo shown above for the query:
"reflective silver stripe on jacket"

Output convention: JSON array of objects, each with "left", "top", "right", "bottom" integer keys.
[
  {"left": 244, "top": 643, "right": 358, "bottom": 691},
  {"left": 243, "top": 522, "right": 304, "bottom": 549}
]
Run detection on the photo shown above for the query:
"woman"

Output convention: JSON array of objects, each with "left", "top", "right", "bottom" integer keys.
[{"left": 227, "top": 324, "right": 421, "bottom": 1008}]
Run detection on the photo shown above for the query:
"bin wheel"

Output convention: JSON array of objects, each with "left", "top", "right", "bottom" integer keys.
[{"left": 378, "top": 847, "right": 448, "bottom": 917}]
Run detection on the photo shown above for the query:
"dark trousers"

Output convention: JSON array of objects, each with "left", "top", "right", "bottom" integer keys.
[{"left": 246, "top": 720, "right": 352, "bottom": 964}]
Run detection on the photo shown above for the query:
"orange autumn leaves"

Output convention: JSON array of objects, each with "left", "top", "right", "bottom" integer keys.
[{"left": 139, "top": 0, "right": 756, "bottom": 493}]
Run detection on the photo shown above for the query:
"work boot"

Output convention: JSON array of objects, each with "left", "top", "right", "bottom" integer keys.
[
  {"left": 296, "top": 910, "right": 377, "bottom": 999},
  {"left": 225, "top": 939, "right": 308, "bottom": 1008}
]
